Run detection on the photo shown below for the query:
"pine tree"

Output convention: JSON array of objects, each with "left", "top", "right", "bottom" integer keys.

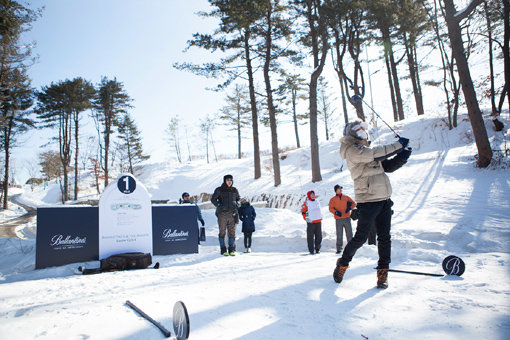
[
  {"left": 0, "top": 0, "right": 39, "bottom": 209},
  {"left": 279, "top": 72, "right": 308, "bottom": 148},
  {"left": 175, "top": 0, "right": 266, "bottom": 179},
  {"left": 116, "top": 113, "right": 149, "bottom": 175},
  {"left": 92, "top": 77, "right": 132, "bottom": 187},
  {"left": 217, "top": 84, "right": 251, "bottom": 159},
  {"left": 295, "top": 0, "right": 329, "bottom": 183}
]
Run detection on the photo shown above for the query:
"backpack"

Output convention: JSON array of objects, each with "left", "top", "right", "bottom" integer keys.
[{"left": 100, "top": 252, "right": 152, "bottom": 272}]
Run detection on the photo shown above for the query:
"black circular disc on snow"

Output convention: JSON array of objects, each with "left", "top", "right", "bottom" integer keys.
[
  {"left": 442, "top": 255, "right": 465, "bottom": 276},
  {"left": 173, "top": 301, "right": 190, "bottom": 340}
]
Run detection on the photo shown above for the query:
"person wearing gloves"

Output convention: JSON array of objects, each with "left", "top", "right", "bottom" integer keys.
[
  {"left": 329, "top": 184, "right": 356, "bottom": 254},
  {"left": 211, "top": 174, "right": 240, "bottom": 256},
  {"left": 180, "top": 192, "right": 205, "bottom": 244},
  {"left": 301, "top": 190, "right": 323, "bottom": 255},
  {"left": 333, "top": 120, "right": 412, "bottom": 289}
]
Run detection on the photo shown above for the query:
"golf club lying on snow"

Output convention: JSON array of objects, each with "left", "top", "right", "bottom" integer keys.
[
  {"left": 125, "top": 300, "right": 190, "bottom": 340},
  {"left": 351, "top": 94, "right": 401, "bottom": 138},
  {"left": 374, "top": 255, "right": 465, "bottom": 277}
]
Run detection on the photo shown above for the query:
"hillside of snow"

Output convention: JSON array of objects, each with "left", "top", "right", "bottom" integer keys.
[{"left": 0, "top": 112, "right": 509, "bottom": 339}]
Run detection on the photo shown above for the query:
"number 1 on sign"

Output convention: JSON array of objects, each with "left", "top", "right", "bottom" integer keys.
[{"left": 123, "top": 176, "right": 129, "bottom": 191}]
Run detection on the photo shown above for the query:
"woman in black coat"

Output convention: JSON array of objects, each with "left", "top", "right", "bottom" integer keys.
[{"left": 239, "top": 198, "right": 256, "bottom": 253}]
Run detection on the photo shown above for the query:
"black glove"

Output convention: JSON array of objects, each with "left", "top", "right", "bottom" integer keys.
[
  {"left": 346, "top": 201, "right": 352, "bottom": 213},
  {"left": 350, "top": 209, "right": 359, "bottom": 221},
  {"left": 398, "top": 137, "right": 409, "bottom": 148},
  {"left": 334, "top": 211, "right": 342, "bottom": 217},
  {"left": 398, "top": 148, "right": 412, "bottom": 160},
  {"left": 199, "top": 218, "right": 205, "bottom": 226}
]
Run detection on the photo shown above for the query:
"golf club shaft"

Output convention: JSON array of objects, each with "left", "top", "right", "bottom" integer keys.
[
  {"left": 377, "top": 268, "right": 443, "bottom": 277},
  {"left": 126, "top": 300, "right": 172, "bottom": 337},
  {"left": 357, "top": 96, "right": 400, "bottom": 138}
]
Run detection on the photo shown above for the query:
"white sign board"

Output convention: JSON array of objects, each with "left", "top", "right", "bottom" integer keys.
[{"left": 99, "top": 174, "right": 153, "bottom": 259}]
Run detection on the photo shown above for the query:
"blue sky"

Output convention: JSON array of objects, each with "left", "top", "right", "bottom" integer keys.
[{"left": 16, "top": 0, "right": 234, "bottom": 181}]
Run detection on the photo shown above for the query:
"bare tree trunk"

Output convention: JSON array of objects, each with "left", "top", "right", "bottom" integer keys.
[
  {"left": 263, "top": 0, "right": 281, "bottom": 187},
  {"left": 2, "top": 124, "right": 10, "bottom": 210},
  {"left": 244, "top": 32, "right": 261, "bottom": 179},
  {"left": 404, "top": 33, "right": 425, "bottom": 116},
  {"left": 386, "top": 33, "right": 405, "bottom": 121},
  {"left": 306, "top": 0, "right": 328, "bottom": 183},
  {"left": 385, "top": 53, "right": 398, "bottom": 122},
  {"left": 291, "top": 89, "right": 301, "bottom": 148},
  {"left": 483, "top": 0, "right": 496, "bottom": 115},
  {"left": 74, "top": 114, "right": 79, "bottom": 200},
  {"left": 443, "top": 0, "right": 492, "bottom": 167},
  {"left": 504, "top": 0, "right": 510, "bottom": 113}
]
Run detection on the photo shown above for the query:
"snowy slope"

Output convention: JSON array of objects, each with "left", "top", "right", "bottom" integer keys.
[{"left": 0, "top": 112, "right": 509, "bottom": 339}]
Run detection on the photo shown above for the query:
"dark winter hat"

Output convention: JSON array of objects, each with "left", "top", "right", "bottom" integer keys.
[
  {"left": 334, "top": 184, "right": 343, "bottom": 192},
  {"left": 182, "top": 192, "right": 190, "bottom": 199},
  {"left": 223, "top": 174, "right": 233, "bottom": 184},
  {"left": 307, "top": 190, "right": 315, "bottom": 200}
]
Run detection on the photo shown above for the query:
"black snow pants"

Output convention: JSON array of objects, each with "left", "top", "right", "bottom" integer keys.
[
  {"left": 306, "top": 222, "right": 322, "bottom": 253},
  {"left": 338, "top": 199, "right": 393, "bottom": 269}
]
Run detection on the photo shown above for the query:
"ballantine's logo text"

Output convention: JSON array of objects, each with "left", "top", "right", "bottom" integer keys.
[
  {"left": 50, "top": 235, "right": 87, "bottom": 247},
  {"left": 162, "top": 229, "right": 189, "bottom": 239}
]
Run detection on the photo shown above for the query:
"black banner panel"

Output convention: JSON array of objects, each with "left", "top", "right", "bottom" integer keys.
[
  {"left": 152, "top": 205, "right": 199, "bottom": 256},
  {"left": 36, "top": 207, "right": 99, "bottom": 269}
]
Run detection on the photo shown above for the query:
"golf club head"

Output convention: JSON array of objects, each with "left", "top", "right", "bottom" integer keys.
[
  {"left": 173, "top": 301, "right": 190, "bottom": 340},
  {"left": 351, "top": 94, "right": 362, "bottom": 104},
  {"left": 442, "top": 255, "right": 465, "bottom": 276}
]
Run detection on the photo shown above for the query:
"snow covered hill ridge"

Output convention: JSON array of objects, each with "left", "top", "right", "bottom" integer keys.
[{"left": 21, "top": 111, "right": 510, "bottom": 211}]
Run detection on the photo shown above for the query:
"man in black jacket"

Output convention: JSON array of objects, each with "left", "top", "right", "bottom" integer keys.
[{"left": 211, "top": 174, "right": 240, "bottom": 255}]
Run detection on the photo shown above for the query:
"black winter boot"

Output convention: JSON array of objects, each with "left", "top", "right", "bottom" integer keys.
[
  {"left": 228, "top": 246, "right": 236, "bottom": 256},
  {"left": 221, "top": 247, "right": 227, "bottom": 256}
]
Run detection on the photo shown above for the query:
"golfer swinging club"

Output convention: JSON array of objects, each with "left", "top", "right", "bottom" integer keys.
[{"left": 333, "top": 120, "right": 411, "bottom": 289}]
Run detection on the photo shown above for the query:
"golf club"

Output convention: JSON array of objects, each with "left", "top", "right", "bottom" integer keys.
[{"left": 351, "top": 94, "right": 400, "bottom": 138}]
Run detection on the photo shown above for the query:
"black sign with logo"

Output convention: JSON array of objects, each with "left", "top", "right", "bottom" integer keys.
[
  {"left": 35, "top": 205, "right": 199, "bottom": 269},
  {"left": 36, "top": 207, "right": 99, "bottom": 269},
  {"left": 152, "top": 205, "right": 199, "bottom": 255}
]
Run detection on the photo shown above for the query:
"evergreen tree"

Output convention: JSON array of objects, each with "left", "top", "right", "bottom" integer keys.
[
  {"left": 116, "top": 113, "right": 149, "bottom": 175},
  {"left": 0, "top": 0, "right": 39, "bottom": 209},
  {"left": 36, "top": 81, "right": 73, "bottom": 202},
  {"left": 175, "top": 0, "right": 266, "bottom": 179},
  {"left": 0, "top": 67, "right": 33, "bottom": 208},
  {"left": 92, "top": 77, "right": 132, "bottom": 187},
  {"left": 317, "top": 76, "right": 335, "bottom": 141},
  {"left": 295, "top": 0, "right": 329, "bottom": 182},
  {"left": 67, "top": 77, "right": 95, "bottom": 199},
  {"left": 217, "top": 84, "right": 251, "bottom": 159},
  {"left": 324, "top": 0, "right": 367, "bottom": 121},
  {"left": 279, "top": 72, "right": 308, "bottom": 148}
]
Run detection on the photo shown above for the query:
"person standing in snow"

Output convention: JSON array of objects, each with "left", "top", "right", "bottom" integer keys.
[
  {"left": 180, "top": 192, "right": 205, "bottom": 244},
  {"left": 329, "top": 184, "right": 356, "bottom": 254},
  {"left": 301, "top": 190, "right": 323, "bottom": 255},
  {"left": 333, "top": 120, "right": 411, "bottom": 289},
  {"left": 238, "top": 198, "right": 256, "bottom": 253},
  {"left": 211, "top": 174, "right": 240, "bottom": 256}
]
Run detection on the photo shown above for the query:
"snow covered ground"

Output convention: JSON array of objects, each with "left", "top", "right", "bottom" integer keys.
[{"left": 0, "top": 113, "right": 509, "bottom": 339}]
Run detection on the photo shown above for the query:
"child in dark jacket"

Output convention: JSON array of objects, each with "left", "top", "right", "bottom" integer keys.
[{"left": 238, "top": 198, "right": 256, "bottom": 253}]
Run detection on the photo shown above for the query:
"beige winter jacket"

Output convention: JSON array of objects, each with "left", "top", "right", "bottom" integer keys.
[{"left": 339, "top": 136, "right": 403, "bottom": 203}]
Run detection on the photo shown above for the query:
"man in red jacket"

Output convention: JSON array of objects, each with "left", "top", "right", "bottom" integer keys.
[{"left": 329, "top": 184, "right": 356, "bottom": 254}]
